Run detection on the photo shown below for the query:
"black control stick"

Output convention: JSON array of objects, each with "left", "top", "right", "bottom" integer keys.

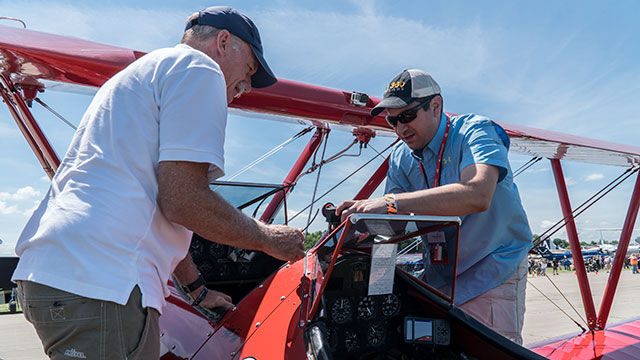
[{"left": 322, "top": 202, "right": 342, "bottom": 228}]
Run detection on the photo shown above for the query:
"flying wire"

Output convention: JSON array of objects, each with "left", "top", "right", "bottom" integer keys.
[
  {"left": 531, "top": 166, "right": 638, "bottom": 250},
  {"left": 226, "top": 126, "right": 313, "bottom": 181},
  {"left": 542, "top": 273, "right": 589, "bottom": 327},
  {"left": 513, "top": 156, "right": 543, "bottom": 178},
  {"left": 34, "top": 97, "right": 77, "bottom": 130},
  {"left": 527, "top": 279, "right": 588, "bottom": 333},
  {"left": 306, "top": 130, "right": 330, "bottom": 234},
  {"left": 289, "top": 140, "right": 396, "bottom": 223}
]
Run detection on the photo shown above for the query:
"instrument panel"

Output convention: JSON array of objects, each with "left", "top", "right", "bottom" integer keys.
[{"left": 320, "top": 254, "right": 405, "bottom": 356}]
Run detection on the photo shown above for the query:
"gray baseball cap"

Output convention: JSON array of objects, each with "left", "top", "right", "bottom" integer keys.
[
  {"left": 371, "top": 69, "right": 441, "bottom": 116},
  {"left": 185, "top": 6, "right": 277, "bottom": 88}
]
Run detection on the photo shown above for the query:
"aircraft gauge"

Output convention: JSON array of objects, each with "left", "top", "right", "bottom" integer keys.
[
  {"left": 357, "top": 296, "right": 376, "bottom": 320},
  {"left": 345, "top": 331, "right": 358, "bottom": 352},
  {"left": 330, "top": 297, "right": 353, "bottom": 324},
  {"left": 381, "top": 294, "right": 400, "bottom": 317},
  {"left": 367, "top": 322, "right": 385, "bottom": 346}
]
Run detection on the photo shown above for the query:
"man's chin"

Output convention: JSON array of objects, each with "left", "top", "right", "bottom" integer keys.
[{"left": 402, "top": 137, "right": 422, "bottom": 150}]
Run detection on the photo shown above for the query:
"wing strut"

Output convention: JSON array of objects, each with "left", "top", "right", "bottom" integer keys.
[
  {"left": 597, "top": 171, "right": 640, "bottom": 329},
  {"left": 550, "top": 159, "right": 598, "bottom": 329},
  {"left": 259, "top": 128, "right": 326, "bottom": 224},
  {"left": 0, "top": 75, "right": 59, "bottom": 178}
]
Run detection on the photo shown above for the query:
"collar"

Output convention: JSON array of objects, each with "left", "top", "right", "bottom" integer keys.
[{"left": 411, "top": 112, "right": 448, "bottom": 160}]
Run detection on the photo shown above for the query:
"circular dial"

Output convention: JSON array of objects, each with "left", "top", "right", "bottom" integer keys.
[
  {"left": 367, "top": 322, "right": 385, "bottom": 346},
  {"left": 345, "top": 330, "right": 358, "bottom": 352},
  {"left": 381, "top": 294, "right": 400, "bottom": 317},
  {"left": 208, "top": 242, "right": 228, "bottom": 257},
  {"left": 189, "top": 240, "right": 205, "bottom": 259},
  {"left": 357, "top": 296, "right": 377, "bottom": 320},
  {"left": 326, "top": 327, "right": 339, "bottom": 350},
  {"left": 238, "top": 263, "right": 251, "bottom": 275},
  {"left": 330, "top": 297, "right": 353, "bottom": 324}
]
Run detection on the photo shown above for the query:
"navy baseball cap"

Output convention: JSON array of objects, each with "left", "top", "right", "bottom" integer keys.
[
  {"left": 371, "top": 69, "right": 441, "bottom": 116},
  {"left": 185, "top": 6, "right": 277, "bottom": 88}
]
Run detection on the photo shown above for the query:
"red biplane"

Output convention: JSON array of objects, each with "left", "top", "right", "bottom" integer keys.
[{"left": 2, "top": 22, "right": 640, "bottom": 360}]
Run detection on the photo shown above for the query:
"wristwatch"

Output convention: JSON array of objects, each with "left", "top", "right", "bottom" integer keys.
[
  {"left": 384, "top": 193, "right": 397, "bottom": 214},
  {"left": 181, "top": 274, "right": 205, "bottom": 294}
]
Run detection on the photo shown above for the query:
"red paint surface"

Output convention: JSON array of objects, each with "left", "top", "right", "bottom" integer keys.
[{"left": 530, "top": 318, "right": 640, "bottom": 359}]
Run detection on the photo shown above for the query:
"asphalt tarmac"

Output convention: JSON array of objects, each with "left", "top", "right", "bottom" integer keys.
[{"left": 0, "top": 269, "right": 638, "bottom": 359}]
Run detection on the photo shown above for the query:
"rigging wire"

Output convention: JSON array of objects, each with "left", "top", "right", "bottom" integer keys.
[
  {"left": 542, "top": 273, "right": 590, "bottom": 327},
  {"left": 513, "top": 156, "right": 543, "bottom": 178},
  {"left": 34, "top": 97, "right": 77, "bottom": 130},
  {"left": 226, "top": 126, "right": 313, "bottom": 181},
  {"left": 289, "top": 140, "right": 397, "bottom": 223},
  {"left": 306, "top": 130, "right": 330, "bottom": 234},
  {"left": 367, "top": 142, "right": 384, "bottom": 158},
  {"left": 295, "top": 139, "right": 360, "bottom": 183},
  {"left": 531, "top": 166, "right": 638, "bottom": 250},
  {"left": 527, "top": 279, "right": 588, "bottom": 333}
]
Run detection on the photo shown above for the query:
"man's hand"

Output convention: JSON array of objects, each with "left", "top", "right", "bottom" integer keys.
[
  {"left": 336, "top": 197, "right": 387, "bottom": 222},
  {"left": 198, "top": 288, "right": 234, "bottom": 310},
  {"left": 257, "top": 223, "right": 305, "bottom": 262}
]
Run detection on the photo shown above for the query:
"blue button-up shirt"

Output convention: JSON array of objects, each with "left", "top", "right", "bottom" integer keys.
[{"left": 386, "top": 112, "right": 532, "bottom": 305}]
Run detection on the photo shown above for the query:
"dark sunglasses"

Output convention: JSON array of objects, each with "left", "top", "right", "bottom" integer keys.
[{"left": 385, "top": 98, "right": 431, "bottom": 127}]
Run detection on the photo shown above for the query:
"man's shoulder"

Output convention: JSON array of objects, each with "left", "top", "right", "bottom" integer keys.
[
  {"left": 450, "top": 113, "right": 510, "bottom": 147},
  {"left": 451, "top": 113, "right": 496, "bottom": 131},
  {"left": 138, "top": 44, "right": 221, "bottom": 74}
]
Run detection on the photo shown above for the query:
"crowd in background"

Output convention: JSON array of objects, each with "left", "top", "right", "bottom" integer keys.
[{"left": 528, "top": 254, "right": 640, "bottom": 276}]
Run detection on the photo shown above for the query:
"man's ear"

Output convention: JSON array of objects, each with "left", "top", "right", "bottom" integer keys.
[
  {"left": 215, "top": 30, "right": 231, "bottom": 56},
  {"left": 431, "top": 95, "right": 443, "bottom": 116}
]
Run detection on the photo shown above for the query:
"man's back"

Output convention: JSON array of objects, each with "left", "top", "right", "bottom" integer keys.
[{"left": 13, "top": 44, "right": 227, "bottom": 311}]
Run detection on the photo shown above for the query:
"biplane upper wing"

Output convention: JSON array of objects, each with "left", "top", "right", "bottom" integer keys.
[{"left": 2, "top": 24, "right": 640, "bottom": 168}]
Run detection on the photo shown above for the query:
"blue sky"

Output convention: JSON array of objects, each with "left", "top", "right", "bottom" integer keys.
[{"left": 1, "top": 0, "right": 640, "bottom": 255}]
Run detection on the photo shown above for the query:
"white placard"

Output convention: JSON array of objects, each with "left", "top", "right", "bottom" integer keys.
[{"left": 368, "top": 243, "right": 398, "bottom": 295}]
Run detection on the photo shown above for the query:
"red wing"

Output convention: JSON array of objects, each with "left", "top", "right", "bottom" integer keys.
[{"left": 2, "top": 23, "right": 639, "bottom": 169}]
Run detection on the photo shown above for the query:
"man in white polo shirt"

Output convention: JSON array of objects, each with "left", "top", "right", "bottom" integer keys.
[{"left": 12, "top": 6, "right": 304, "bottom": 359}]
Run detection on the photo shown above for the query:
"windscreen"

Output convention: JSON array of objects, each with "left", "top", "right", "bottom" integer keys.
[{"left": 315, "top": 214, "right": 460, "bottom": 302}]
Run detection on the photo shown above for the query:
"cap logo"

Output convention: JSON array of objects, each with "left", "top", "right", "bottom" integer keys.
[{"left": 385, "top": 81, "right": 406, "bottom": 94}]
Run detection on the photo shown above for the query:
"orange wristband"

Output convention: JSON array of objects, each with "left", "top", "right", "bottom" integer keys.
[{"left": 384, "top": 193, "right": 397, "bottom": 214}]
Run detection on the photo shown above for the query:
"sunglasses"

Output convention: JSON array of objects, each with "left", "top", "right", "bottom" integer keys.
[{"left": 385, "top": 98, "right": 431, "bottom": 127}]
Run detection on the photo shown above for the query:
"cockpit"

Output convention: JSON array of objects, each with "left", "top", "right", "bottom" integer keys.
[{"left": 181, "top": 180, "right": 542, "bottom": 360}]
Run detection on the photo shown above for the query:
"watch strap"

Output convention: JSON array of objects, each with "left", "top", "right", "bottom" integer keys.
[
  {"left": 384, "top": 193, "right": 397, "bottom": 214},
  {"left": 182, "top": 274, "right": 204, "bottom": 294},
  {"left": 191, "top": 287, "right": 208, "bottom": 307}
]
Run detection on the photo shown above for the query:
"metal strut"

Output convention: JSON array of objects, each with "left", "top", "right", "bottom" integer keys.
[{"left": 0, "top": 75, "right": 59, "bottom": 178}]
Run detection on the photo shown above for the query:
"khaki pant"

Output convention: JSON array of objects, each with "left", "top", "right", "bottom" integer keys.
[
  {"left": 16, "top": 281, "right": 159, "bottom": 360},
  {"left": 459, "top": 258, "right": 527, "bottom": 345}
]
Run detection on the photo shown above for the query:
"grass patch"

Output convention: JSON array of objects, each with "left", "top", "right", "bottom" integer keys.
[{"left": 0, "top": 301, "right": 22, "bottom": 313}]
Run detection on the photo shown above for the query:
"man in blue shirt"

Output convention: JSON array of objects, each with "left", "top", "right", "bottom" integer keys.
[{"left": 337, "top": 69, "right": 532, "bottom": 344}]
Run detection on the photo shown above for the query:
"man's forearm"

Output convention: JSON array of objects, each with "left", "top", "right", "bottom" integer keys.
[
  {"left": 158, "top": 161, "right": 268, "bottom": 252},
  {"left": 395, "top": 182, "right": 490, "bottom": 216},
  {"left": 173, "top": 253, "right": 202, "bottom": 289}
]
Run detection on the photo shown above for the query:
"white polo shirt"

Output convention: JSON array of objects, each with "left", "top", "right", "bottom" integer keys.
[{"left": 12, "top": 44, "right": 227, "bottom": 312}]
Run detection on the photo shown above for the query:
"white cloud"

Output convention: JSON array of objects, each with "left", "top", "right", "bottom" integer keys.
[
  {"left": 0, "top": 200, "right": 18, "bottom": 215},
  {"left": 565, "top": 177, "right": 577, "bottom": 186},
  {"left": 540, "top": 220, "right": 556, "bottom": 229},
  {"left": 585, "top": 173, "right": 604, "bottom": 182},
  {"left": 0, "top": 186, "right": 41, "bottom": 201}
]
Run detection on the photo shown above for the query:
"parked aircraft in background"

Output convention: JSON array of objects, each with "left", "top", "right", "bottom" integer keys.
[{"left": 581, "top": 229, "right": 640, "bottom": 254}]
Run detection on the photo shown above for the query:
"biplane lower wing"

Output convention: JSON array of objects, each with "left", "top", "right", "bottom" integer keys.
[{"left": 530, "top": 317, "right": 640, "bottom": 359}]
